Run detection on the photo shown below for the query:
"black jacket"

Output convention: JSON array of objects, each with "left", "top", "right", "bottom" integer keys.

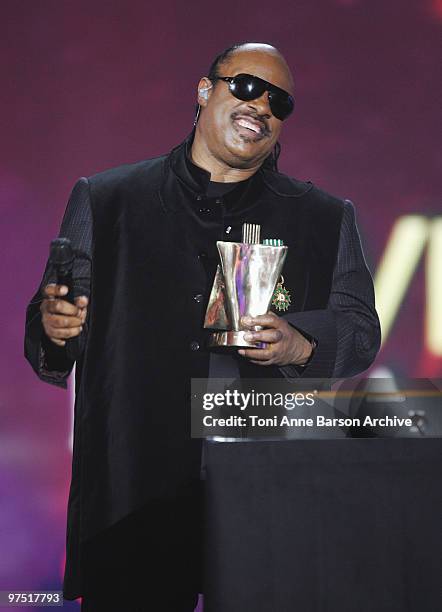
[{"left": 24, "top": 134, "right": 380, "bottom": 598}]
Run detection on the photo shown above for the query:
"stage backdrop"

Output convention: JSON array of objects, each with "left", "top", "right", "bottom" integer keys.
[{"left": 1, "top": 0, "right": 440, "bottom": 609}]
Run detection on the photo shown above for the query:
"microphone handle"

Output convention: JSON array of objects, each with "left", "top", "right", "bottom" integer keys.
[{"left": 56, "top": 270, "right": 76, "bottom": 305}]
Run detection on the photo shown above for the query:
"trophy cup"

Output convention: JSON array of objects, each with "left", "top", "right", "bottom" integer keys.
[{"left": 204, "top": 223, "right": 289, "bottom": 348}]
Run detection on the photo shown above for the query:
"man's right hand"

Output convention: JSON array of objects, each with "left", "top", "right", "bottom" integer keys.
[{"left": 40, "top": 284, "right": 89, "bottom": 347}]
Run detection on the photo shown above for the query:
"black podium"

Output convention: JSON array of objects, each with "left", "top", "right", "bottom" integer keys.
[{"left": 203, "top": 439, "right": 442, "bottom": 612}]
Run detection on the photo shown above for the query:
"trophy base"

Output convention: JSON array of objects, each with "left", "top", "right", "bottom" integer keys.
[{"left": 208, "top": 330, "right": 264, "bottom": 349}]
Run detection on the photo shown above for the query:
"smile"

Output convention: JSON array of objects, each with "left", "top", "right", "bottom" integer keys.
[
  {"left": 235, "top": 117, "right": 262, "bottom": 134},
  {"left": 231, "top": 113, "right": 269, "bottom": 141}
]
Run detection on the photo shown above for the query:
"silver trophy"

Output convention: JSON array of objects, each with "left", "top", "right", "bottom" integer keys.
[{"left": 204, "top": 223, "right": 288, "bottom": 348}]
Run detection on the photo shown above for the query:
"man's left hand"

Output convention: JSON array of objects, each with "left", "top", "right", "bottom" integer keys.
[{"left": 238, "top": 312, "right": 313, "bottom": 367}]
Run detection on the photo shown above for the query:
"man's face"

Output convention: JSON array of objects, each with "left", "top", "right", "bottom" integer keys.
[{"left": 197, "top": 48, "right": 294, "bottom": 169}]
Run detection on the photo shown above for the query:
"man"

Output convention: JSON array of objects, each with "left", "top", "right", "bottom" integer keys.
[{"left": 25, "top": 42, "right": 381, "bottom": 611}]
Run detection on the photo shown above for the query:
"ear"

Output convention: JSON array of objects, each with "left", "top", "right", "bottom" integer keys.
[{"left": 197, "top": 77, "right": 213, "bottom": 107}]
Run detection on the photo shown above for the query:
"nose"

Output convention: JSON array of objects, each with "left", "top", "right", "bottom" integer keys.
[{"left": 247, "top": 90, "right": 272, "bottom": 118}]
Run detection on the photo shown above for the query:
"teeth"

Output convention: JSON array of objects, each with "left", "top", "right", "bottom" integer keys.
[{"left": 236, "top": 118, "right": 260, "bottom": 133}]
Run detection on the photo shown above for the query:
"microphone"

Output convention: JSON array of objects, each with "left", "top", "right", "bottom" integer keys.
[{"left": 49, "top": 237, "right": 75, "bottom": 304}]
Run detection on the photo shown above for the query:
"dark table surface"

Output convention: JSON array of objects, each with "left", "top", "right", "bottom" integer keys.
[{"left": 203, "top": 438, "right": 442, "bottom": 612}]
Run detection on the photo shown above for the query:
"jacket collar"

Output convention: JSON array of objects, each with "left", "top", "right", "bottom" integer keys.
[{"left": 160, "top": 130, "right": 313, "bottom": 214}]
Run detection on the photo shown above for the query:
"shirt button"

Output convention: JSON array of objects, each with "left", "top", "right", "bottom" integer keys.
[
  {"left": 196, "top": 195, "right": 203, "bottom": 201},
  {"left": 225, "top": 226, "right": 232, "bottom": 234},
  {"left": 190, "top": 341, "right": 200, "bottom": 351},
  {"left": 193, "top": 293, "right": 204, "bottom": 303}
]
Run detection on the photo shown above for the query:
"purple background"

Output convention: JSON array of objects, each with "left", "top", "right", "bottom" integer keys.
[{"left": 1, "top": 0, "right": 441, "bottom": 609}]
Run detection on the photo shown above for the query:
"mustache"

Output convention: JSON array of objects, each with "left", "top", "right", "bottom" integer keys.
[{"left": 230, "top": 110, "right": 271, "bottom": 137}]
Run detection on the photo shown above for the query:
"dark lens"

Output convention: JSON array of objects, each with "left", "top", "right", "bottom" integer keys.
[
  {"left": 268, "top": 90, "right": 294, "bottom": 121},
  {"left": 228, "top": 74, "right": 294, "bottom": 121},
  {"left": 230, "top": 74, "right": 266, "bottom": 101}
]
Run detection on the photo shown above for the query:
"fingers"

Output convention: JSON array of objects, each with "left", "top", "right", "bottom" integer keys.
[
  {"left": 43, "top": 285, "right": 89, "bottom": 307},
  {"left": 238, "top": 347, "right": 275, "bottom": 363},
  {"left": 43, "top": 299, "right": 80, "bottom": 316},
  {"left": 77, "top": 308, "right": 87, "bottom": 325},
  {"left": 239, "top": 312, "right": 287, "bottom": 365},
  {"left": 42, "top": 311, "right": 85, "bottom": 342},
  {"left": 41, "top": 285, "right": 88, "bottom": 344},
  {"left": 45, "top": 312, "right": 83, "bottom": 328},
  {"left": 74, "top": 296, "right": 89, "bottom": 325},
  {"left": 42, "top": 286, "right": 88, "bottom": 317},
  {"left": 75, "top": 295, "right": 89, "bottom": 308},
  {"left": 241, "top": 312, "right": 281, "bottom": 329},
  {"left": 244, "top": 329, "right": 283, "bottom": 344},
  {"left": 43, "top": 284, "right": 68, "bottom": 299},
  {"left": 47, "top": 326, "right": 83, "bottom": 340}
]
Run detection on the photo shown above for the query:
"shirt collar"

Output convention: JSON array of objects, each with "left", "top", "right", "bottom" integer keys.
[
  {"left": 184, "top": 134, "right": 213, "bottom": 192},
  {"left": 180, "top": 129, "right": 256, "bottom": 196},
  {"left": 161, "top": 129, "right": 313, "bottom": 214},
  {"left": 166, "top": 129, "right": 262, "bottom": 207}
]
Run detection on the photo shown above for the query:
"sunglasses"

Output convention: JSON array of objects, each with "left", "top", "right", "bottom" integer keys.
[{"left": 215, "top": 73, "right": 294, "bottom": 121}]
